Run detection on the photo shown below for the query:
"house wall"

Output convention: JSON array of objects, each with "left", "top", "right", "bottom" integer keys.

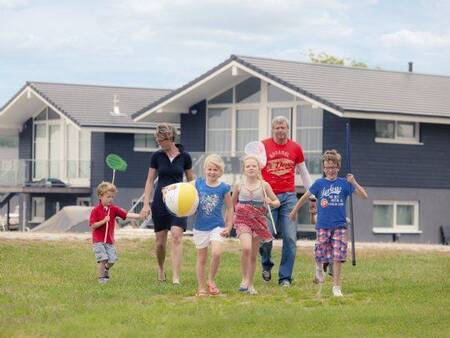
[
  {"left": 353, "top": 186, "right": 450, "bottom": 244},
  {"left": 19, "top": 118, "right": 33, "bottom": 160},
  {"left": 180, "top": 100, "right": 206, "bottom": 152},
  {"left": 323, "top": 111, "right": 450, "bottom": 189},
  {"left": 89, "top": 132, "right": 150, "bottom": 208}
]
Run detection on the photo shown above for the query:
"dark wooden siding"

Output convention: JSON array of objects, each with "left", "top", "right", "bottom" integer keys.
[
  {"left": 19, "top": 118, "right": 32, "bottom": 159},
  {"left": 90, "top": 132, "right": 105, "bottom": 189},
  {"left": 180, "top": 100, "right": 206, "bottom": 152},
  {"left": 323, "top": 111, "right": 450, "bottom": 189},
  {"left": 103, "top": 133, "right": 151, "bottom": 188}
]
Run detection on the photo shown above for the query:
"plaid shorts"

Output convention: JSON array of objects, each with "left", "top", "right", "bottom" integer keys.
[{"left": 314, "top": 228, "right": 348, "bottom": 263}]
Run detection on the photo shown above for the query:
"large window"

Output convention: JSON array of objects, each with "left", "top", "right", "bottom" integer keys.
[
  {"left": 296, "top": 105, "right": 323, "bottom": 175},
  {"left": 207, "top": 108, "right": 232, "bottom": 153},
  {"left": 206, "top": 78, "right": 323, "bottom": 176},
  {"left": 33, "top": 107, "right": 90, "bottom": 184},
  {"left": 375, "top": 120, "right": 420, "bottom": 144},
  {"left": 33, "top": 107, "right": 61, "bottom": 180},
  {"left": 66, "top": 124, "right": 90, "bottom": 180},
  {"left": 372, "top": 201, "right": 420, "bottom": 233}
]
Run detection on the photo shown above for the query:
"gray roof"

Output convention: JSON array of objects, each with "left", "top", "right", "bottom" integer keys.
[
  {"left": 235, "top": 55, "right": 450, "bottom": 118},
  {"left": 28, "top": 82, "right": 172, "bottom": 128},
  {"left": 133, "top": 54, "right": 450, "bottom": 120}
]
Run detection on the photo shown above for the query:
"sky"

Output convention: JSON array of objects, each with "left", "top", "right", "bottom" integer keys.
[{"left": 1, "top": 0, "right": 449, "bottom": 105}]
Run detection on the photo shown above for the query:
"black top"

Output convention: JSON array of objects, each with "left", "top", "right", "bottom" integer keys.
[{"left": 150, "top": 144, "right": 192, "bottom": 215}]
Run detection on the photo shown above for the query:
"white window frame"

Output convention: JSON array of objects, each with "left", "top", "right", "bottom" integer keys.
[
  {"left": 133, "top": 134, "right": 160, "bottom": 152},
  {"left": 375, "top": 120, "right": 422, "bottom": 145},
  {"left": 372, "top": 200, "right": 422, "bottom": 234},
  {"left": 30, "top": 196, "right": 45, "bottom": 223}
]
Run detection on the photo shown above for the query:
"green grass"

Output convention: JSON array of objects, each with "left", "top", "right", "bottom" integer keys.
[{"left": 1, "top": 238, "right": 449, "bottom": 338}]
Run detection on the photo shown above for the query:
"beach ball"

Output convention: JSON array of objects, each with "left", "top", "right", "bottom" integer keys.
[{"left": 164, "top": 183, "right": 199, "bottom": 217}]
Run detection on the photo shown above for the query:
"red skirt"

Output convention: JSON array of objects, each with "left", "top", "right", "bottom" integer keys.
[{"left": 234, "top": 203, "right": 273, "bottom": 242}]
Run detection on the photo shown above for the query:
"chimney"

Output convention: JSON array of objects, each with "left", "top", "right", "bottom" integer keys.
[
  {"left": 408, "top": 62, "right": 413, "bottom": 72},
  {"left": 110, "top": 95, "right": 125, "bottom": 116}
]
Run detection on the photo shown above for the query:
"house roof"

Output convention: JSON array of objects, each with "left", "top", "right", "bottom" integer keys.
[
  {"left": 28, "top": 82, "right": 172, "bottom": 128},
  {"left": 0, "top": 81, "right": 173, "bottom": 130},
  {"left": 133, "top": 54, "right": 450, "bottom": 123}
]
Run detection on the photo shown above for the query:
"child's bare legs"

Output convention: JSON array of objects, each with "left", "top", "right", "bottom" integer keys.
[
  {"left": 247, "top": 237, "right": 261, "bottom": 290},
  {"left": 170, "top": 226, "right": 183, "bottom": 284},
  {"left": 208, "top": 241, "right": 223, "bottom": 286},
  {"left": 155, "top": 230, "right": 168, "bottom": 281},
  {"left": 333, "top": 260, "right": 342, "bottom": 287},
  {"left": 196, "top": 247, "right": 208, "bottom": 293},
  {"left": 239, "top": 233, "right": 252, "bottom": 287},
  {"left": 98, "top": 260, "right": 107, "bottom": 278}
]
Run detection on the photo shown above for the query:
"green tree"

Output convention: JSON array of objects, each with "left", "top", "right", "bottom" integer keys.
[{"left": 307, "top": 50, "right": 368, "bottom": 68}]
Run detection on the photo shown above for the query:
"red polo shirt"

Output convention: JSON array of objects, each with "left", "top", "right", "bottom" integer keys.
[{"left": 89, "top": 202, "right": 127, "bottom": 244}]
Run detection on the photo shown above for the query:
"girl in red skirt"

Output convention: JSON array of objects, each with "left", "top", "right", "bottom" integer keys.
[{"left": 232, "top": 155, "right": 280, "bottom": 295}]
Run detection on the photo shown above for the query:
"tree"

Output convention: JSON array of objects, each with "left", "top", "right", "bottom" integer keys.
[{"left": 307, "top": 50, "right": 368, "bottom": 68}]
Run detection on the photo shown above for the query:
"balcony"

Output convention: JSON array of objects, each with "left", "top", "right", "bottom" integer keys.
[{"left": 0, "top": 159, "right": 91, "bottom": 192}]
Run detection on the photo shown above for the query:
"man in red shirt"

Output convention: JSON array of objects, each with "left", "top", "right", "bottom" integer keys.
[{"left": 260, "top": 116, "right": 312, "bottom": 286}]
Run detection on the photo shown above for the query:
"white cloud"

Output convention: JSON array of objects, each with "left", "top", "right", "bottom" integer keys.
[
  {"left": 0, "top": 0, "right": 29, "bottom": 10},
  {"left": 380, "top": 29, "right": 450, "bottom": 48}
]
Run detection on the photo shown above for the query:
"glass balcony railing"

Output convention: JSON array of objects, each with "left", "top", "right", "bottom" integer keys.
[{"left": 0, "top": 159, "right": 91, "bottom": 187}]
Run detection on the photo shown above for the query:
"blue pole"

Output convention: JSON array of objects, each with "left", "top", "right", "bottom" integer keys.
[{"left": 346, "top": 122, "right": 356, "bottom": 266}]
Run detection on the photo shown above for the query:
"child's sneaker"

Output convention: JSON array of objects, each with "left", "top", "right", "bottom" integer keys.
[
  {"left": 98, "top": 277, "right": 108, "bottom": 284},
  {"left": 332, "top": 286, "right": 343, "bottom": 297},
  {"left": 313, "top": 267, "right": 325, "bottom": 284}
]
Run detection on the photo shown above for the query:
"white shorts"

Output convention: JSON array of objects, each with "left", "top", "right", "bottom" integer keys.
[{"left": 193, "top": 227, "right": 224, "bottom": 249}]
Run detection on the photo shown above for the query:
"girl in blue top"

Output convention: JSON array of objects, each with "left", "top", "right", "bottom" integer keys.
[
  {"left": 192, "top": 154, "right": 233, "bottom": 297},
  {"left": 289, "top": 149, "right": 367, "bottom": 297}
]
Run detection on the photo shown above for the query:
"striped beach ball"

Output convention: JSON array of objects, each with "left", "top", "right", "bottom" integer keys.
[{"left": 164, "top": 183, "right": 199, "bottom": 217}]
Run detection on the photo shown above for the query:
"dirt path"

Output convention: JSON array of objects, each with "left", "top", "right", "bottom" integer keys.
[{"left": 1, "top": 229, "right": 449, "bottom": 253}]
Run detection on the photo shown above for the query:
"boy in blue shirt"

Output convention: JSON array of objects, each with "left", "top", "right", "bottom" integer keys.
[{"left": 289, "top": 149, "right": 367, "bottom": 297}]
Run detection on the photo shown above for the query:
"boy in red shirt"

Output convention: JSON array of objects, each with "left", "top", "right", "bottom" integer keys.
[{"left": 90, "top": 181, "right": 139, "bottom": 283}]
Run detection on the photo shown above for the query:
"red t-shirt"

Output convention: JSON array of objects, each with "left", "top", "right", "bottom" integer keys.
[
  {"left": 89, "top": 202, "right": 127, "bottom": 244},
  {"left": 261, "top": 138, "right": 305, "bottom": 194}
]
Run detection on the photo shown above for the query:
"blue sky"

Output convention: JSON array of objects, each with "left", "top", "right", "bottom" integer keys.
[{"left": 1, "top": 0, "right": 449, "bottom": 105}]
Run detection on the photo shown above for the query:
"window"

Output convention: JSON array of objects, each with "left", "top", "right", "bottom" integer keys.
[
  {"left": 375, "top": 120, "right": 420, "bottom": 144},
  {"left": 134, "top": 134, "right": 159, "bottom": 152},
  {"left": 206, "top": 78, "right": 323, "bottom": 177},
  {"left": 296, "top": 105, "right": 323, "bottom": 175},
  {"left": 372, "top": 201, "right": 420, "bottom": 233},
  {"left": 268, "top": 83, "right": 294, "bottom": 102},
  {"left": 66, "top": 124, "right": 91, "bottom": 180},
  {"left": 134, "top": 132, "right": 181, "bottom": 152},
  {"left": 207, "top": 108, "right": 232, "bottom": 153},
  {"left": 236, "top": 109, "right": 259, "bottom": 154},
  {"left": 31, "top": 197, "right": 45, "bottom": 223}
]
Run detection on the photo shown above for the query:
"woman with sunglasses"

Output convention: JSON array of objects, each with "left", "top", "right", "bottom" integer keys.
[{"left": 140, "top": 123, "right": 194, "bottom": 284}]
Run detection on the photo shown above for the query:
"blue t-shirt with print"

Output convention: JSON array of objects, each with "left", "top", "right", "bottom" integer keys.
[
  {"left": 193, "top": 178, "right": 231, "bottom": 231},
  {"left": 309, "top": 177, "right": 355, "bottom": 230}
]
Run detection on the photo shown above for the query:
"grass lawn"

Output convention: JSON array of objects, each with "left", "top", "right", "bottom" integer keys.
[{"left": 1, "top": 237, "right": 449, "bottom": 337}]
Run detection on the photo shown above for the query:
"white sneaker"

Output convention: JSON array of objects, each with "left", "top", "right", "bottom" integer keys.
[{"left": 332, "top": 286, "right": 343, "bottom": 297}]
